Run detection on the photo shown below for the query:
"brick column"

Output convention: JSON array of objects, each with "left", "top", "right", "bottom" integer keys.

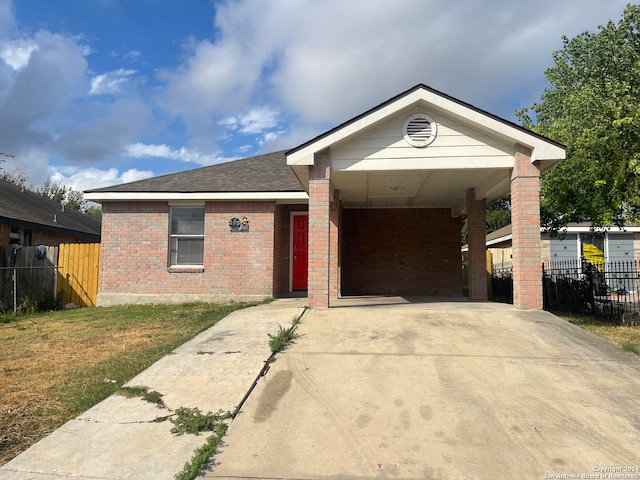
[
  {"left": 511, "top": 144, "right": 542, "bottom": 309},
  {"left": 329, "top": 189, "right": 340, "bottom": 303},
  {"left": 467, "top": 188, "right": 487, "bottom": 300},
  {"left": 308, "top": 154, "right": 331, "bottom": 308}
]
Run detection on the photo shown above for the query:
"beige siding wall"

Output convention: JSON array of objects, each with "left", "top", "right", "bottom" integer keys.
[
  {"left": 330, "top": 107, "right": 514, "bottom": 170},
  {"left": 541, "top": 234, "right": 551, "bottom": 264},
  {"left": 489, "top": 247, "right": 513, "bottom": 269}
]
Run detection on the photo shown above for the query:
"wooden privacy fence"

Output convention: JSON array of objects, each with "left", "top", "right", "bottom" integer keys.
[
  {"left": 0, "top": 243, "right": 99, "bottom": 312},
  {"left": 58, "top": 243, "right": 100, "bottom": 307},
  {"left": 461, "top": 250, "right": 493, "bottom": 298}
]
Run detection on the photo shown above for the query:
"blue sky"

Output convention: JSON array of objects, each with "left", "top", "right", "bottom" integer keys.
[{"left": 0, "top": 0, "right": 631, "bottom": 194}]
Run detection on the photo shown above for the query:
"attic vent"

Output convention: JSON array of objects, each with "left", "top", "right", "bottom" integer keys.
[{"left": 403, "top": 113, "right": 437, "bottom": 147}]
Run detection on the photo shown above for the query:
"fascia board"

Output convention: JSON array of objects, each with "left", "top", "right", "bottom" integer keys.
[
  {"left": 486, "top": 235, "right": 513, "bottom": 247},
  {"left": 84, "top": 191, "right": 309, "bottom": 202}
]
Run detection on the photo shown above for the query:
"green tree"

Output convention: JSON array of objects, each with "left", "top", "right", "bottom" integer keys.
[
  {"left": 0, "top": 167, "right": 29, "bottom": 187},
  {"left": 486, "top": 194, "right": 511, "bottom": 233},
  {"left": 85, "top": 205, "right": 102, "bottom": 221},
  {"left": 517, "top": 4, "right": 640, "bottom": 229},
  {"left": 36, "top": 177, "right": 86, "bottom": 211}
]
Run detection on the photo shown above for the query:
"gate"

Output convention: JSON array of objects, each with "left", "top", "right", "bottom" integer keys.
[{"left": 58, "top": 243, "right": 100, "bottom": 307}]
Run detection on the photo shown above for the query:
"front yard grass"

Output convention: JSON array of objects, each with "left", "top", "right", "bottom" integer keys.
[
  {"left": 0, "top": 301, "right": 260, "bottom": 466},
  {"left": 560, "top": 313, "right": 640, "bottom": 355}
]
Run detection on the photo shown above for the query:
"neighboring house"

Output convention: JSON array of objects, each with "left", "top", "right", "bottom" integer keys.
[
  {"left": 0, "top": 179, "right": 101, "bottom": 248},
  {"left": 475, "top": 223, "right": 640, "bottom": 270},
  {"left": 85, "top": 84, "right": 565, "bottom": 309}
]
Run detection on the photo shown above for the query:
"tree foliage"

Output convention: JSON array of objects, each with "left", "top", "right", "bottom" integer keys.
[
  {"left": 85, "top": 205, "right": 102, "bottom": 221},
  {"left": 0, "top": 167, "right": 29, "bottom": 187},
  {"left": 517, "top": 4, "right": 640, "bottom": 229},
  {"left": 35, "top": 178, "right": 86, "bottom": 211}
]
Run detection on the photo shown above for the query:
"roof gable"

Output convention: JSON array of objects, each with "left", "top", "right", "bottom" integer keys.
[{"left": 286, "top": 84, "right": 566, "bottom": 166}]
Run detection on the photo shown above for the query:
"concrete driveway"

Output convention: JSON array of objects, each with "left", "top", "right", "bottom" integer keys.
[{"left": 206, "top": 299, "right": 640, "bottom": 480}]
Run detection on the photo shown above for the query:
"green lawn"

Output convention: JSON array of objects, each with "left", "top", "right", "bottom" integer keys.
[{"left": 560, "top": 313, "right": 640, "bottom": 355}]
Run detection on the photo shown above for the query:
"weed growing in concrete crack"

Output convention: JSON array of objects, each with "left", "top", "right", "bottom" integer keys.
[
  {"left": 173, "top": 408, "right": 232, "bottom": 480},
  {"left": 268, "top": 316, "right": 300, "bottom": 353},
  {"left": 117, "top": 386, "right": 167, "bottom": 409},
  {"left": 170, "top": 407, "right": 232, "bottom": 436},
  {"left": 174, "top": 425, "right": 228, "bottom": 480}
]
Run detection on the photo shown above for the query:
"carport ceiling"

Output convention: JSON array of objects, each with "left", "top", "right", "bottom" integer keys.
[{"left": 331, "top": 168, "right": 511, "bottom": 213}]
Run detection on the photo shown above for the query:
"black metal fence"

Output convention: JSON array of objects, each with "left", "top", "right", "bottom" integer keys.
[
  {"left": 490, "top": 259, "right": 640, "bottom": 323},
  {"left": 491, "top": 266, "right": 513, "bottom": 303},
  {"left": 542, "top": 259, "right": 640, "bottom": 322}
]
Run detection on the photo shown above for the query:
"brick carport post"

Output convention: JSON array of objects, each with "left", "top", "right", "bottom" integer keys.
[
  {"left": 511, "top": 144, "right": 542, "bottom": 309},
  {"left": 307, "top": 153, "right": 331, "bottom": 308},
  {"left": 467, "top": 188, "right": 488, "bottom": 300}
]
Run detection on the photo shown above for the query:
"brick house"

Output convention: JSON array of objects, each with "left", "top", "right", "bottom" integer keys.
[
  {"left": 85, "top": 85, "right": 565, "bottom": 309},
  {"left": 0, "top": 179, "right": 101, "bottom": 248}
]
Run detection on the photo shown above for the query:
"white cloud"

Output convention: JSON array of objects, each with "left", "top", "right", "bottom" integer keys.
[
  {"left": 124, "top": 142, "right": 235, "bottom": 166},
  {"left": 221, "top": 106, "right": 280, "bottom": 134},
  {"left": 90, "top": 68, "right": 136, "bottom": 95},
  {"left": 0, "top": 38, "right": 37, "bottom": 69},
  {"left": 0, "top": 0, "right": 633, "bottom": 196},
  {"left": 123, "top": 50, "right": 141, "bottom": 60},
  {"left": 161, "top": 0, "right": 630, "bottom": 134},
  {"left": 238, "top": 107, "right": 280, "bottom": 134},
  {"left": 49, "top": 165, "right": 155, "bottom": 192}
]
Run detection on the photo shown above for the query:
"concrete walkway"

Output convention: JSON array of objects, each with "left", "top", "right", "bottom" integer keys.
[
  {"left": 0, "top": 299, "right": 307, "bottom": 480},
  {"left": 3, "top": 298, "right": 640, "bottom": 480}
]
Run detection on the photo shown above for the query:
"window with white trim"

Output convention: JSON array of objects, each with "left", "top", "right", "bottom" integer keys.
[{"left": 169, "top": 206, "right": 205, "bottom": 266}]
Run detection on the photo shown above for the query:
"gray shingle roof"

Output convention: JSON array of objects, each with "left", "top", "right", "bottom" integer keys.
[
  {"left": 0, "top": 180, "right": 102, "bottom": 239},
  {"left": 86, "top": 150, "right": 303, "bottom": 193}
]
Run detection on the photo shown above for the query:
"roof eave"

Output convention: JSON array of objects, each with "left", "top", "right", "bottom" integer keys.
[
  {"left": 84, "top": 191, "right": 309, "bottom": 202},
  {"left": 0, "top": 216, "right": 101, "bottom": 239}
]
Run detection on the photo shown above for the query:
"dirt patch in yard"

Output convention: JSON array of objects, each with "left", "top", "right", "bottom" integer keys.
[{"left": 0, "top": 302, "right": 257, "bottom": 465}]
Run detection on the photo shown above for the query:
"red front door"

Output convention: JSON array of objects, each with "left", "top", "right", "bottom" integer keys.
[{"left": 292, "top": 214, "right": 308, "bottom": 290}]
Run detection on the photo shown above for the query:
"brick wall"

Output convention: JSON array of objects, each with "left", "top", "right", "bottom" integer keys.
[
  {"left": 511, "top": 144, "right": 542, "bottom": 309},
  {"left": 98, "top": 200, "right": 278, "bottom": 304},
  {"left": 341, "top": 208, "right": 462, "bottom": 296},
  {"left": 308, "top": 156, "right": 331, "bottom": 307},
  {"left": 466, "top": 188, "right": 487, "bottom": 300}
]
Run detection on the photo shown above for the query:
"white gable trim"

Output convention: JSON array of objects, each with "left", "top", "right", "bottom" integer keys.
[{"left": 287, "top": 86, "right": 566, "bottom": 166}]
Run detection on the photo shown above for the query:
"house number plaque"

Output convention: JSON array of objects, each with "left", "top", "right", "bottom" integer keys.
[{"left": 229, "top": 217, "right": 250, "bottom": 232}]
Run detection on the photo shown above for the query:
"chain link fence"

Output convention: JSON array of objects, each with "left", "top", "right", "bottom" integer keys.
[{"left": 0, "top": 266, "right": 59, "bottom": 314}]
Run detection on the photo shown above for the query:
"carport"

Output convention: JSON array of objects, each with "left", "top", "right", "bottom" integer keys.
[{"left": 286, "top": 85, "right": 566, "bottom": 309}]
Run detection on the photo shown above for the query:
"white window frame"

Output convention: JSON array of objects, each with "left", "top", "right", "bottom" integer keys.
[{"left": 168, "top": 206, "right": 205, "bottom": 268}]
